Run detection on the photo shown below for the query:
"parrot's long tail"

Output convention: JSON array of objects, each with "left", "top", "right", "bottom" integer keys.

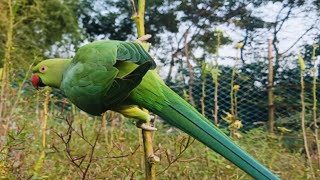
[{"left": 137, "top": 82, "right": 279, "bottom": 180}]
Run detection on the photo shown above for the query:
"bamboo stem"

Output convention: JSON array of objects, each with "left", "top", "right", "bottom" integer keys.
[
  {"left": 299, "top": 56, "right": 315, "bottom": 179},
  {"left": 0, "top": 0, "right": 14, "bottom": 120},
  {"left": 201, "top": 62, "right": 207, "bottom": 116},
  {"left": 33, "top": 87, "right": 51, "bottom": 175},
  {"left": 231, "top": 41, "right": 241, "bottom": 118},
  {"left": 200, "top": 62, "right": 210, "bottom": 166},
  {"left": 311, "top": 44, "right": 320, "bottom": 169},
  {"left": 184, "top": 30, "right": 195, "bottom": 106},
  {"left": 131, "top": 1, "right": 157, "bottom": 179},
  {"left": 230, "top": 61, "right": 236, "bottom": 115},
  {"left": 0, "top": 0, "right": 14, "bottom": 148},
  {"left": 267, "top": 39, "right": 275, "bottom": 133},
  {"left": 213, "top": 31, "right": 221, "bottom": 124}
]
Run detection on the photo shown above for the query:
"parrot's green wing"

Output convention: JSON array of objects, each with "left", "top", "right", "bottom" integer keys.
[
  {"left": 103, "top": 61, "right": 152, "bottom": 107},
  {"left": 61, "top": 41, "right": 155, "bottom": 115},
  {"left": 73, "top": 40, "right": 156, "bottom": 68}
]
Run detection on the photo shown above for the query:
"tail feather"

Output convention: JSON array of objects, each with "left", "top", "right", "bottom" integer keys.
[{"left": 148, "top": 85, "right": 279, "bottom": 180}]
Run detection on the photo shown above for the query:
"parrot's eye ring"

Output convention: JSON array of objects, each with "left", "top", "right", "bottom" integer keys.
[{"left": 39, "top": 66, "right": 48, "bottom": 73}]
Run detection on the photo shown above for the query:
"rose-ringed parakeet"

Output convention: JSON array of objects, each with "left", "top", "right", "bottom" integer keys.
[{"left": 31, "top": 40, "right": 279, "bottom": 179}]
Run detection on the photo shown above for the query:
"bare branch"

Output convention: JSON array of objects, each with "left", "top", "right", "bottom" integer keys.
[
  {"left": 157, "top": 136, "right": 195, "bottom": 175},
  {"left": 280, "top": 24, "right": 316, "bottom": 56}
]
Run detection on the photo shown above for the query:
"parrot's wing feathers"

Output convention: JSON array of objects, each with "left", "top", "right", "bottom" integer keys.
[
  {"left": 61, "top": 41, "right": 155, "bottom": 115},
  {"left": 116, "top": 42, "right": 156, "bottom": 69},
  {"left": 72, "top": 41, "right": 156, "bottom": 69},
  {"left": 103, "top": 61, "right": 152, "bottom": 107}
]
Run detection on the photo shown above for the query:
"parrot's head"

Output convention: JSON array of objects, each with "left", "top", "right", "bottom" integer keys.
[{"left": 31, "top": 58, "right": 71, "bottom": 89}]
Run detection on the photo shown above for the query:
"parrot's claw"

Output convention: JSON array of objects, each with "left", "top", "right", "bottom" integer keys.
[
  {"left": 137, "top": 34, "right": 152, "bottom": 42},
  {"left": 136, "top": 120, "right": 157, "bottom": 131},
  {"left": 149, "top": 114, "right": 155, "bottom": 120},
  {"left": 139, "top": 123, "right": 157, "bottom": 131}
]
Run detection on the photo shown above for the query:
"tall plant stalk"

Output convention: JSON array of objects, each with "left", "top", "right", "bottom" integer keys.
[
  {"left": 184, "top": 30, "right": 195, "bottom": 106},
  {"left": 267, "top": 39, "right": 275, "bottom": 133},
  {"left": 298, "top": 55, "right": 315, "bottom": 179},
  {"left": 213, "top": 30, "right": 222, "bottom": 124},
  {"left": 0, "top": 0, "right": 14, "bottom": 137},
  {"left": 33, "top": 87, "right": 51, "bottom": 176},
  {"left": 311, "top": 44, "right": 320, "bottom": 168},
  {"left": 231, "top": 44, "right": 239, "bottom": 116},
  {"left": 200, "top": 62, "right": 211, "bottom": 165},
  {"left": 201, "top": 63, "right": 207, "bottom": 116},
  {"left": 131, "top": 1, "right": 158, "bottom": 179}
]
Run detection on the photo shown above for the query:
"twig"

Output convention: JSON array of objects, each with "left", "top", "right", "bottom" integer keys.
[
  {"left": 280, "top": 24, "right": 315, "bottom": 56},
  {"left": 157, "top": 136, "right": 195, "bottom": 175},
  {"left": 130, "top": 0, "right": 137, "bottom": 15},
  {"left": 55, "top": 116, "right": 104, "bottom": 179},
  {"left": 9, "top": 63, "right": 33, "bottom": 118},
  {"left": 97, "top": 144, "right": 140, "bottom": 159},
  {"left": 82, "top": 122, "right": 102, "bottom": 180}
]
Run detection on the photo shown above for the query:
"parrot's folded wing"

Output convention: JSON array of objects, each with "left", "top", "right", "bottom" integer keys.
[
  {"left": 103, "top": 61, "right": 152, "bottom": 107},
  {"left": 117, "top": 42, "right": 156, "bottom": 69},
  {"left": 72, "top": 41, "right": 156, "bottom": 69}
]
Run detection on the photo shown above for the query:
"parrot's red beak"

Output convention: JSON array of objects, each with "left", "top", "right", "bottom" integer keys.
[{"left": 31, "top": 74, "right": 45, "bottom": 90}]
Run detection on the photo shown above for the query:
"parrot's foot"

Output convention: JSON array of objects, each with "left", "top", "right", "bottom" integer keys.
[
  {"left": 137, "top": 34, "right": 152, "bottom": 51},
  {"left": 137, "top": 34, "right": 152, "bottom": 42},
  {"left": 138, "top": 123, "right": 157, "bottom": 131},
  {"left": 136, "top": 117, "right": 157, "bottom": 131}
]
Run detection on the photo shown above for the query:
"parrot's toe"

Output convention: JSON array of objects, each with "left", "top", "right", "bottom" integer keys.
[
  {"left": 137, "top": 123, "right": 157, "bottom": 131},
  {"left": 137, "top": 34, "right": 152, "bottom": 42}
]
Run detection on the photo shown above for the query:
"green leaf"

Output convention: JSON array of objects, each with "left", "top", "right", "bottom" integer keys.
[{"left": 211, "top": 67, "right": 222, "bottom": 81}]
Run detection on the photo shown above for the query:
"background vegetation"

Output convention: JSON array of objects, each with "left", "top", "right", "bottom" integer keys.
[{"left": 1, "top": 0, "right": 320, "bottom": 179}]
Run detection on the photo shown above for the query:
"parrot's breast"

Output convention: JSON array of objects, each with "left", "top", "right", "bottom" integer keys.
[{"left": 60, "top": 61, "right": 118, "bottom": 116}]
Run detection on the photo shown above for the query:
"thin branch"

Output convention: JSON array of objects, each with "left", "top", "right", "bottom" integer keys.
[
  {"left": 130, "top": 0, "right": 137, "bottom": 15},
  {"left": 280, "top": 24, "right": 315, "bottom": 56},
  {"left": 82, "top": 123, "right": 102, "bottom": 179},
  {"left": 157, "top": 136, "right": 195, "bottom": 175},
  {"left": 97, "top": 145, "right": 140, "bottom": 159}
]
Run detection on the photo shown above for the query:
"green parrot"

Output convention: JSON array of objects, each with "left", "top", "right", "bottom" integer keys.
[{"left": 31, "top": 40, "right": 279, "bottom": 180}]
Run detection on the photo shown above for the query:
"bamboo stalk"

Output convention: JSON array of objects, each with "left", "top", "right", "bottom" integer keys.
[
  {"left": 267, "top": 39, "right": 275, "bottom": 133},
  {"left": 0, "top": 0, "right": 14, "bottom": 121},
  {"left": 0, "top": 0, "right": 14, "bottom": 149},
  {"left": 200, "top": 62, "right": 211, "bottom": 166},
  {"left": 131, "top": 1, "right": 157, "bottom": 179},
  {"left": 298, "top": 56, "right": 315, "bottom": 179},
  {"left": 231, "top": 41, "right": 242, "bottom": 118},
  {"left": 213, "top": 31, "right": 221, "bottom": 125},
  {"left": 311, "top": 44, "right": 320, "bottom": 169},
  {"left": 33, "top": 87, "right": 51, "bottom": 176},
  {"left": 201, "top": 62, "right": 207, "bottom": 116},
  {"left": 184, "top": 30, "right": 195, "bottom": 106},
  {"left": 230, "top": 62, "right": 236, "bottom": 115}
]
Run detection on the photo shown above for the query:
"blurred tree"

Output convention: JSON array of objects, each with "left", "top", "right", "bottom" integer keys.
[{"left": 0, "top": 0, "right": 81, "bottom": 68}]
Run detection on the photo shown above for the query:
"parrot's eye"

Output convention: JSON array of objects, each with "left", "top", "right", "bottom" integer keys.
[{"left": 39, "top": 66, "right": 48, "bottom": 73}]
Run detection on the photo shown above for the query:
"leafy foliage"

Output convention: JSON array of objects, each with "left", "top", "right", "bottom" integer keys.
[{"left": 0, "top": 0, "right": 80, "bottom": 68}]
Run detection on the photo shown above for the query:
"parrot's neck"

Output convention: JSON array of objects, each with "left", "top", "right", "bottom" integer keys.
[{"left": 55, "top": 58, "right": 72, "bottom": 88}]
